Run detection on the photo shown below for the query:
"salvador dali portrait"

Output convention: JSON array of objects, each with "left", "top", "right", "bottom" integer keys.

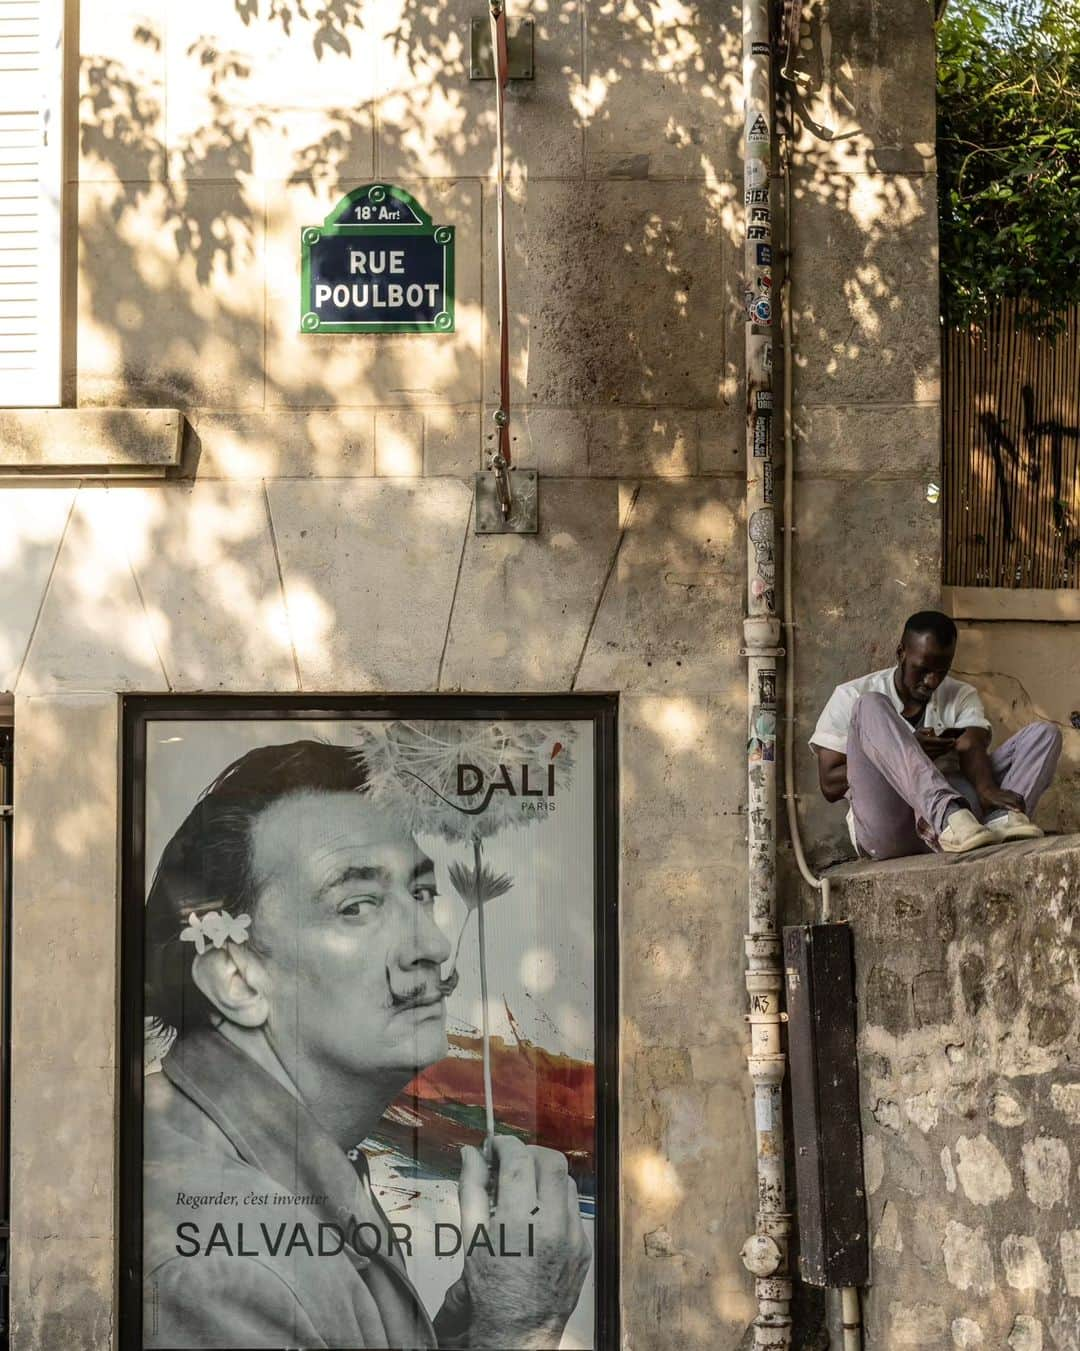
[{"left": 135, "top": 712, "right": 602, "bottom": 1351}]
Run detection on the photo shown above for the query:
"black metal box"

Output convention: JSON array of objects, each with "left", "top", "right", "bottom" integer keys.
[{"left": 783, "top": 922, "right": 869, "bottom": 1288}]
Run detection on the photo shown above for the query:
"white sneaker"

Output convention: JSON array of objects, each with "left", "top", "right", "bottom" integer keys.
[
  {"left": 985, "top": 809, "right": 1044, "bottom": 842},
  {"left": 938, "top": 809, "right": 998, "bottom": 854}
]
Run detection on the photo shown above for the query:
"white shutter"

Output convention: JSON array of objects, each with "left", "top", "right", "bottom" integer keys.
[{"left": 0, "top": 0, "right": 63, "bottom": 407}]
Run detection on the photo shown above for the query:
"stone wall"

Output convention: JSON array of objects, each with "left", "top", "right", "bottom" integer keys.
[
  {"left": 954, "top": 621, "right": 1080, "bottom": 837},
  {"left": 0, "top": 0, "right": 941, "bottom": 1347},
  {"left": 787, "top": 0, "right": 943, "bottom": 867},
  {"left": 830, "top": 836, "right": 1080, "bottom": 1349}
]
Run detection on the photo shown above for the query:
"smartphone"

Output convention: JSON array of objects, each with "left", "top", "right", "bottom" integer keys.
[{"left": 939, "top": 728, "right": 964, "bottom": 739}]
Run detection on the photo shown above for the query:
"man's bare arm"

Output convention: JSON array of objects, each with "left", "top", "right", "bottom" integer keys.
[
  {"left": 956, "top": 726, "right": 1024, "bottom": 814},
  {"left": 814, "top": 747, "right": 849, "bottom": 803}
]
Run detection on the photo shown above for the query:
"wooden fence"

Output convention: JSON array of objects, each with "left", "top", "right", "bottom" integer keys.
[{"left": 943, "top": 298, "right": 1080, "bottom": 589}]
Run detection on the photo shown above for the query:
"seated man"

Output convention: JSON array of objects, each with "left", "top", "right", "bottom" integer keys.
[{"left": 810, "top": 610, "right": 1062, "bottom": 861}]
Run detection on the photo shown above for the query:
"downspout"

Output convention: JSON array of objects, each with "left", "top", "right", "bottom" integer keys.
[
  {"left": 739, "top": 0, "right": 792, "bottom": 1344},
  {"left": 779, "top": 147, "right": 832, "bottom": 928}
]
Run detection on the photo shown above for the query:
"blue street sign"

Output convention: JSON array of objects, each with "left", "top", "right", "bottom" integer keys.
[{"left": 300, "top": 185, "right": 455, "bottom": 334}]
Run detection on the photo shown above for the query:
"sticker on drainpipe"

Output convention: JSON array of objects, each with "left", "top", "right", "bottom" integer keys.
[{"left": 747, "top": 113, "right": 770, "bottom": 143}]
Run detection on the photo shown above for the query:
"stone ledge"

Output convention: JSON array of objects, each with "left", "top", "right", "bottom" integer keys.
[
  {"left": 825, "top": 831, "right": 1080, "bottom": 885},
  {"left": 0, "top": 409, "right": 184, "bottom": 476}
]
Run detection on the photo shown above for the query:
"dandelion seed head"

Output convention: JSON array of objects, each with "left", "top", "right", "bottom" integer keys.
[{"left": 353, "top": 720, "right": 578, "bottom": 842}]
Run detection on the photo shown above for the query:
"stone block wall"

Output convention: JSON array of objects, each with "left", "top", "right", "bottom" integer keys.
[
  {"left": 831, "top": 836, "right": 1080, "bottom": 1348},
  {"left": 787, "top": 0, "right": 943, "bottom": 866},
  {"left": 75, "top": 0, "right": 748, "bottom": 457},
  {"left": 953, "top": 621, "right": 1080, "bottom": 837}
]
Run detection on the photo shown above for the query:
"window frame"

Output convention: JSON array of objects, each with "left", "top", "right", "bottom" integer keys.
[
  {"left": 118, "top": 692, "right": 620, "bottom": 1351},
  {"left": 0, "top": 0, "right": 65, "bottom": 409}
]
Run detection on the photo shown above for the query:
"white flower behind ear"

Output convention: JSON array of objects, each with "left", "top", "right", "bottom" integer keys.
[
  {"left": 200, "top": 911, "right": 229, "bottom": 948},
  {"left": 180, "top": 911, "right": 211, "bottom": 955},
  {"left": 179, "top": 909, "right": 251, "bottom": 954},
  {"left": 221, "top": 912, "right": 252, "bottom": 945}
]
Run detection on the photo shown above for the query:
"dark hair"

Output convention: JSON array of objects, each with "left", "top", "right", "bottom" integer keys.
[
  {"left": 901, "top": 610, "right": 957, "bottom": 649},
  {"left": 145, "top": 740, "right": 370, "bottom": 1034}
]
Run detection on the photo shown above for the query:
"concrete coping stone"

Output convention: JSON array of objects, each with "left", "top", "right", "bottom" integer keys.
[
  {"left": 0, "top": 409, "right": 184, "bottom": 476},
  {"left": 824, "top": 832, "right": 1080, "bottom": 886}
]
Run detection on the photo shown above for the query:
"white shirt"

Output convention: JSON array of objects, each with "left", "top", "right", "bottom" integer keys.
[
  {"left": 810, "top": 666, "right": 992, "bottom": 848},
  {"left": 810, "top": 666, "right": 991, "bottom": 755}
]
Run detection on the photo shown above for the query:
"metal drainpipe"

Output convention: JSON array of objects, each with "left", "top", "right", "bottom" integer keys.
[{"left": 739, "top": 0, "right": 791, "bottom": 1344}]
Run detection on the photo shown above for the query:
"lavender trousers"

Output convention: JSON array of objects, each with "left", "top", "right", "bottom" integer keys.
[{"left": 847, "top": 691, "right": 1063, "bottom": 861}]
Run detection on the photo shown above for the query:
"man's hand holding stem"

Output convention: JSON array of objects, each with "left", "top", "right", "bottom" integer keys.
[{"left": 443, "top": 1135, "right": 592, "bottom": 1350}]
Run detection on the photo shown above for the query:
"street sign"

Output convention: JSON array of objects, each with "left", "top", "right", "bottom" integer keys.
[{"left": 300, "top": 184, "right": 455, "bottom": 335}]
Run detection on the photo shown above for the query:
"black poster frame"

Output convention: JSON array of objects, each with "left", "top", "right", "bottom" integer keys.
[{"left": 119, "top": 693, "right": 619, "bottom": 1351}]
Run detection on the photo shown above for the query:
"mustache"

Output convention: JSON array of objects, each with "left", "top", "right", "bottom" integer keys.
[{"left": 388, "top": 967, "right": 459, "bottom": 1010}]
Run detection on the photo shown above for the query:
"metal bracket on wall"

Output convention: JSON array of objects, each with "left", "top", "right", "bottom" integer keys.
[
  {"left": 474, "top": 468, "right": 538, "bottom": 534},
  {"left": 739, "top": 645, "right": 786, "bottom": 658},
  {"left": 469, "top": 16, "right": 535, "bottom": 79}
]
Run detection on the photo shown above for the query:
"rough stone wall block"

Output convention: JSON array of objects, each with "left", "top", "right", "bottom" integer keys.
[{"left": 828, "top": 836, "right": 1080, "bottom": 1348}]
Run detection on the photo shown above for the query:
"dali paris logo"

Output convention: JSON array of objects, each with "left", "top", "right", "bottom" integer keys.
[{"left": 404, "top": 742, "right": 564, "bottom": 818}]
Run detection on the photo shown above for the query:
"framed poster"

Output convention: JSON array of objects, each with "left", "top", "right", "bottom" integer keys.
[{"left": 119, "top": 695, "right": 617, "bottom": 1351}]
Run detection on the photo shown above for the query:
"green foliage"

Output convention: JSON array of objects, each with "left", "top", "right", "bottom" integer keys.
[{"left": 937, "top": 0, "right": 1080, "bottom": 332}]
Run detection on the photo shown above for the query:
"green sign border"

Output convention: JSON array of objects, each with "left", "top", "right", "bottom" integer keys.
[{"left": 299, "top": 184, "right": 455, "bottom": 335}]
